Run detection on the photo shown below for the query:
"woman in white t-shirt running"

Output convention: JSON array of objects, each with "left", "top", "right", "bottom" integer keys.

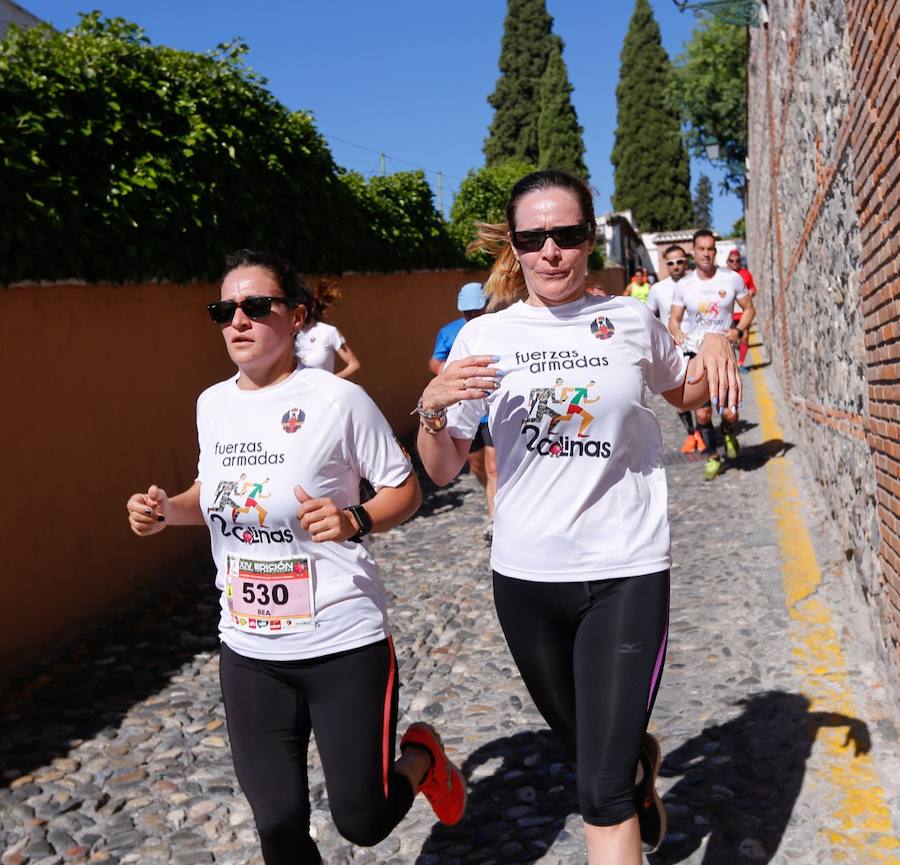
[
  {"left": 294, "top": 280, "right": 361, "bottom": 378},
  {"left": 125, "top": 250, "right": 465, "bottom": 865},
  {"left": 414, "top": 171, "right": 740, "bottom": 865}
]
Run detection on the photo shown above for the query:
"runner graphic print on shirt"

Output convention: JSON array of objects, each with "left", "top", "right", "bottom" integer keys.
[{"left": 522, "top": 377, "right": 611, "bottom": 459}]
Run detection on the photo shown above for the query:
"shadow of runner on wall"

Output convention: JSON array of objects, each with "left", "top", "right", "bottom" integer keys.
[
  {"left": 649, "top": 691, "right": 871, "bottom": 865},
  {"left": 416, "top": 729, "right": 580, "bottom": 864},
  {"left": 0, "top": 570, "right": 220, "bottom": 789}
]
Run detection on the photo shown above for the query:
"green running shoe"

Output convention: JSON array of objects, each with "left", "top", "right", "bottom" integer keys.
[
  {"left": 723, "top": 432, "right": 740, "bottom": 461},
  {"left": 703, "top": 456, "right": 725, "bottom": 480}
]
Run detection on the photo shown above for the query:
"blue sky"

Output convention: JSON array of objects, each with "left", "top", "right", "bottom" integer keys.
[{"left": 25, "top": 0, "right": 744, "bottom": 235}]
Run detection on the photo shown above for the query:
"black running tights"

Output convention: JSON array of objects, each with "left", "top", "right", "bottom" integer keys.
[
  {"left": 219, "top": 639, "right": 414, "bottom": 865},
  {"left": 493, "top": 570, "right": 670, "bottom": 826}
]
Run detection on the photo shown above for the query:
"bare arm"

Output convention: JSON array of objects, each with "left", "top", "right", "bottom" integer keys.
[
  {"left": 417, "top": 354, "right": 501, "bottom": 485},
  {"left": 294, "top": 472, "right": 421, "bottom": 543},
  {"left": 428, "top": 357, "right": 445, "bottom": 376},
  {"left": 668, "top": 305, "right": 686, "bottom": 345},
  {"left": 334, "top": 342, "right": 361, "bottom": 379},
  {"left": 417, "top": 426, "right": 473, "bottom": 486},
  {"left": 728, "top": 294, "right": 756, "bottom": 343},
  {"left": 126, "top": 481, "right": 203, "bottom": 536}
]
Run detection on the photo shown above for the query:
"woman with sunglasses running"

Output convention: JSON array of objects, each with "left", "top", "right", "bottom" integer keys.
[
  {"left": 414, "top": 170, "right": 740, "bottom": 865},
  {"left": 125, "top": 249, "right": 465, "bottom": 865}
]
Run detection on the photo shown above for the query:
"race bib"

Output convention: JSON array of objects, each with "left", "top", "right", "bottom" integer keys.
[{"left": 225, "top": 553, "right": 315, "bottom": 633}]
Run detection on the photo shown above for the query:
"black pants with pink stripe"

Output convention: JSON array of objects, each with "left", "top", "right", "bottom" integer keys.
[
  {"left": 219, "top": 638, "right": 414, "bottom": 865},
  {"left": 493, "top": 569, "right": 670, "bottom": 826}
]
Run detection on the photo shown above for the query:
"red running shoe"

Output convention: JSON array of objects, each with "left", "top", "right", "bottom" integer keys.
[
  {"left": 693, "top": 430, "right": 707, "bottom": 452},
  {"left": 400, "top": 722, "right": 467, "bottom": 825},
  {"left": 680, "top": 433, "right": 697, "bottom": 453}
]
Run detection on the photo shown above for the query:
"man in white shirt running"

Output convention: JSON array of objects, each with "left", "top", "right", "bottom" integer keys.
[
  {"left": 648, "top": 245, "right": 704, "bottom": 455},
  {"left": 669, "top": 230, "right": 756, "bottom": 480}
]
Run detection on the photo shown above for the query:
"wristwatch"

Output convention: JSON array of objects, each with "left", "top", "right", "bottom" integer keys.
[{"left": 344, "top": 505, "right": 373, "bottom": 543}]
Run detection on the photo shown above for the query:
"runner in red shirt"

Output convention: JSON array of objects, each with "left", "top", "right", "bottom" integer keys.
[{"left": 726, "top": 249, "right": 758, "bottom": 371}]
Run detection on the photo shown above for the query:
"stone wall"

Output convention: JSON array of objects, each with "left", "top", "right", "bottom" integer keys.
[{"left": 747, "top": 0, "right": 900, "bottom": 680}]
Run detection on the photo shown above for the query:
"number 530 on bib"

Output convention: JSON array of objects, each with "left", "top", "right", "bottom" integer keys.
[{"left": 225, "top": 553, "right": 315, "bottom": 633}]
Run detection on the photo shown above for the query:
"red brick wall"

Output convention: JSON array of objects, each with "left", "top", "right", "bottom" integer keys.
[
  {"left": 747, "top": 0, "right": 900, "bottom": 679},
  {"left": 849, "top": 0, "right": 900, "bottom": 664}
]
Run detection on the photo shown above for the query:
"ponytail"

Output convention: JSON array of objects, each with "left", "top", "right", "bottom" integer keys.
[{"left": 467, "top": 222, "right": 525, "bottom": 311}]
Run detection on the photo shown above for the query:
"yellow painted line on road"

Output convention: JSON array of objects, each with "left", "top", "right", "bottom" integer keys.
[{"left": 749, "top": 345, "right": 899, "bottom": 863}]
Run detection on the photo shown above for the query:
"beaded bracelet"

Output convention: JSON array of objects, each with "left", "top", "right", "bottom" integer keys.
[{"left": 411, "top": 399, "right": 448, "bottom": 434}]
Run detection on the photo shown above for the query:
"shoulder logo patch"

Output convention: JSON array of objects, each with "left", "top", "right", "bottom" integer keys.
[
  {"left": 281, "top": 407, "right": 305, "bottom": 434},
  {"left": 590, "top": 316, "right": 615, "bottom": 340}
]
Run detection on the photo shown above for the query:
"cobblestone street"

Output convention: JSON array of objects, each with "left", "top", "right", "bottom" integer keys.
[{"left": 2, "top": 349, "right": 899, "bottom": 865}]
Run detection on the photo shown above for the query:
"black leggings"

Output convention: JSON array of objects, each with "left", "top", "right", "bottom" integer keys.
[
  {"left": 493, "top": 570, "right": 670, "bottom": 826},
  {"left": 219, "top": 638, "right": 414, "bottom": 865}
]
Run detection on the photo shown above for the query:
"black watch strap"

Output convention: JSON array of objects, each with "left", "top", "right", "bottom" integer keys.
[{"left": 344, "top": 505, "right": 373, "bottom": 543}]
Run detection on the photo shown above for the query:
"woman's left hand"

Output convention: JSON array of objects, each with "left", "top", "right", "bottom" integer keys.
[
  {"left": 689, "top": 333, "right": 742, "bottom": 413},
  {"left": 294, "top": 485, "right": 358, "bottom": 542}
]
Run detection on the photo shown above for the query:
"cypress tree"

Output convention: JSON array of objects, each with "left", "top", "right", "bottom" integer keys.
[
  {"left": 537, "top": 37, "right": 588, "bottom": 178},
  {"left": 611, "top": 0, "right": 692, "bottom": 231},
  {"left": 693, "top": 173, "right": 713, "bottom": 228},
  {"left": 484, "top": 0, "right": 556, "bottom": 166}
]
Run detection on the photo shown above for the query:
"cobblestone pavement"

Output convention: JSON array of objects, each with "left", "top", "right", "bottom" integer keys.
[{"left": 3, "top": 352, "right": 900, "bottom": 865}]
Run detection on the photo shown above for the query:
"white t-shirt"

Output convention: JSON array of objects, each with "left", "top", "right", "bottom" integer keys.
[
  {"left": 445, "top": 295, "right": 687, "bottom": 583},
  {"left": 294, "top": 321, "right": 345, "bottom": 372},
  {"left": 196, "top": 367, "right": 412, "bottom": 660},
  {"left": 672, "top": 268, "right": 748, "bottom": 352},
  {"left": 646, "top": 276, "right": 681, "bottom": 328}
]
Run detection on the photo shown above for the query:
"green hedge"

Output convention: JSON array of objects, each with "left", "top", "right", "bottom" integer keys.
[{"left": 0, "top": 14, "right": 460, "bottom": 283}]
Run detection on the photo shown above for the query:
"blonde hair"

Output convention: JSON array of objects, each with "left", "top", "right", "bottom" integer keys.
[{"left": 467, "top": 222, "right": 525, "bottom": 311}]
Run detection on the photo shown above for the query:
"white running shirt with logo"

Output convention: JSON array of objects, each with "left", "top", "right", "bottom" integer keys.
[
  {"left": 196, "top": 367, "right": 411, "bottom": 660},
  {"left": 671, "top": 267, "right": 748, "bottom": 353},
  {"left": 445, "top": 295, "right": 687, "bottom": 583},
  {"left": 294, "top": 321, "right": 345, "bottom": 372}
]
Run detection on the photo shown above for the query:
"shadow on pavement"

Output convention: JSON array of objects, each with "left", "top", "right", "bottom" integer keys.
[
  {"left": 0, "top": 570, "right": 219, "bottom": 789},
  {"left": 650, "top": 690, "right": 871, "bottom": 864},
  {"left": 417, "top": 729, "right": 579, "bottom": 864},
  {"left": 733, "top": 438, "right": 795, "bottom": 471}
]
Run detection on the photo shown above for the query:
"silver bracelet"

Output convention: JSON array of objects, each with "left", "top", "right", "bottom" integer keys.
[{"left": 411, "top": 399, "right": 447, "bottom": 421}]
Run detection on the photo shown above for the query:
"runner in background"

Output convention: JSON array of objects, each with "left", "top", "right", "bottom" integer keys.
[
  {"left": 626, "top": 267, "right": 651, "bottom": 302},
  {"left": 126, "top": 249, "right": 465, "bottom": 865},
  {"left": 725, "top": 249, "right": 759, "bottom": 372},
  {"left": 648, "top": 245, "right": 704, "bottom": 454},
  {"left": 430, "top": 282, "right": 497, "bottom": 538},
  {"left": 669, "top": 231, "right": 756, "bottom": 480},
  {"left": 294, "top": 280, "right": 361, "bottom": 379}
]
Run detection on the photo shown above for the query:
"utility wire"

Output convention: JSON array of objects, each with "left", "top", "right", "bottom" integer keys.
[{"left": 321, "top": 131, "right": 465, "bottom": 184}]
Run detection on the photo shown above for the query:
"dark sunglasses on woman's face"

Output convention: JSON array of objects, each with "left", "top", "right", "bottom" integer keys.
[
  {"left": 510, "top": 222, "right": 593, "bottom": 253},
  {"left": 666, "top": 258, "right": 687, "bottom": 267},
  {"left": 207, "top": 295, "right": 291, "bottom": 324},
  {"left": 727, "top": 257, "right": 741, "bottom": 263}
]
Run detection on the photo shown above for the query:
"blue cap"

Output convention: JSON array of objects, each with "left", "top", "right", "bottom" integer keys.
[{"left": 457, "top": 282, "right": 487, "bottom": 312}]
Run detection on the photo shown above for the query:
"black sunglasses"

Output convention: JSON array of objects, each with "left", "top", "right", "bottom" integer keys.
[
  {"left": 207, "top": 295, "right": 292, "bottom": 324},
  {"left": 665, "top": 258, "right": 687, "bottom": 267},
  {"left": 510, "top": 222, "right": 593, "bottom": 253}
]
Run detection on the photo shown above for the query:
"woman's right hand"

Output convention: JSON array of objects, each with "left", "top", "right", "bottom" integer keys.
[
  {"left": 420, "top": 355, "right": 502, "bottom": 412},
  {"left": 126, "top": 485, "right": 169, "bottom": 537}
]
